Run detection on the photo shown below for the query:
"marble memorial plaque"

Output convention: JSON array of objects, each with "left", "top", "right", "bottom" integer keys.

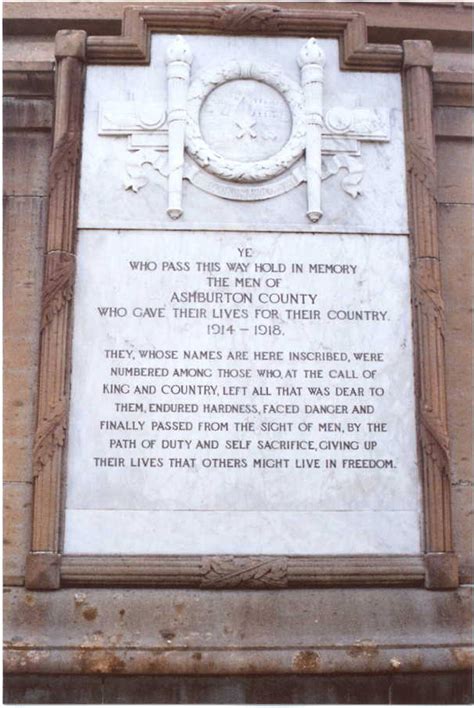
[
  {"left": 64, "top": 230, "right": 421, "bottom": 554},
  {"left": 63, "top": 32, "right": 422, "bottom": 556}
]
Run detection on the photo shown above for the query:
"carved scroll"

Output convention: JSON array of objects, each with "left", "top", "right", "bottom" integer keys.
[
  {"left": 403, "top": 40, "right": 457, "bottom": 588},
  {"left": 26, "top": 30, "right": 86, "bottom": 589},
  {"left": 298, "top": 38, "right": 325, "bottom": 222},
  {"left": 165, "top": 35, "right": 192, "bottom": 219}
]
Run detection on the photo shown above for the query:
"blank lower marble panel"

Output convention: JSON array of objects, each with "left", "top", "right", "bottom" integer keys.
[
  {"left": 64, "top": 229, "right": 422, "bottom": 555},
  {"left": 78, "top": 35, "right": 407, "bottom": 234},
  {"left": 64, "top": 510, "right": 421, "bottom": 555}
]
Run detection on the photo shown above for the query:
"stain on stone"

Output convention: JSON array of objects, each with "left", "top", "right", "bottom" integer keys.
[
  {"left": 451, "top": 647, "right": 473, "bottom": 669},
  {"left": 24, "top": 594, "right": 36, "bottom": 606},
  {"left": 192, "top": 651, "right": 202, "bottom": 661},
  {"left": 347, "top": 640, "right": 379, "bottom": 658},
  {"left": 119, "top": 609, "right": 125, "bottom": 617},
  {"left": 174, "top": 602, "right": 185, "bottom": 616},
  {"left": 160, "top": 630, "right": 176, "bottom": 642},
  {"left": 406, "top": 655, "right": 423, "bottom": 671},
  {"left": 77, "top": 650, "right": 126, "bottom": 674},
  {"left": 96, "top": 653, "right": 126, "bottom": 674},
  {"left": 82, "top": 607, "right": 98, "bottom": 621},
  {"left": 146, "top": 658, "right": 162, "bottom": 672},
  {"left": 292, "top": 650, "right": 321, "bottom": 672}
]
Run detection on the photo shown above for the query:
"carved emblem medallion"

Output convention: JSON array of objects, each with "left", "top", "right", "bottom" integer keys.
[
  {"left": 97, "top": 35, "right": 391, "bottom": 221},
  {"left": 186, "top": 62, "right": 306, "bottom": 183}
]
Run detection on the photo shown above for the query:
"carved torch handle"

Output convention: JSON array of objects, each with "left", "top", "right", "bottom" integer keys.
[
  {"left": 165, "top": 36, "right": 193, "bottom": 219},
  {"left": 298, "top": 39, "right": 325, "bottom": 223}
]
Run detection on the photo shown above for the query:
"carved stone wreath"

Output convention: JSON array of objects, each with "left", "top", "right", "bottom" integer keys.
[{"left": 186, "top": 61, "right": 306, "bottom": 183}]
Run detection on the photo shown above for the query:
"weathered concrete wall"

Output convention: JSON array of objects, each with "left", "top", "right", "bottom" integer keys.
[{"left": 3, "top": 2, "right": 473, "bottom": 702}]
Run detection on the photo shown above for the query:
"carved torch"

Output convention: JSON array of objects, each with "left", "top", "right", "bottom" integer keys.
[
  {"left": 298, "top": 38, "right": 325, "bottom": 222},
  {"left": 165, "top": 35, "right": 193, "bottom": 219}
]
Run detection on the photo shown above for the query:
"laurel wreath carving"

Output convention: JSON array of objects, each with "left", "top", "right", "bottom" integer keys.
[
  {"left": 211, "top": 4, "right": 283, "bottom": 33},
  {"left": 41, "top": 252, "right": 76, "bottom": 331},
  {"left": 33, "top": 402, "right": 68, "bottom": 477},
  {"left": 186, "top": 61, "right": 305, "bottom": 183},
  {"left": 201, "top": 556, "right": 288, "bottom": 588},
  {"left": 48, "top": 133, "right": 81, "bottom": 194}
]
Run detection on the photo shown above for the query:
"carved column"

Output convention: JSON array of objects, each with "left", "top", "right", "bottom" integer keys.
[
  {"left": 26, "top": 30, "right": 87, "bottom": 590},
  {"left": 165, "top": 35, "right": 193, "bottom": 219},
  {"left": 403, "top": 40, "right": 458, "bottom": 589},
  {"left": 298, "top": 38, "right": 325, "bottom": 222}
]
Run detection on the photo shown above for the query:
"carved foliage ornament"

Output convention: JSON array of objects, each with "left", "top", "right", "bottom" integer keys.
[
  {"left": 98, "top": 35, "right": 391, "bottom": 221},
  {"left": 201, "top": 556, "right": 288, "bottom": 588}
]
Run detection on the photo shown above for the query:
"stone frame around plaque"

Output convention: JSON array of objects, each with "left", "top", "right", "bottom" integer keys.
[{"left": 25, "top": 4, "right": 458, "bottom": 591}]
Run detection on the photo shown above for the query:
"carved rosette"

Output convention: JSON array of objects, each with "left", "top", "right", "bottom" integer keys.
[
  {"left": 30, "top": 31, "right": 86, "bottom": 563},
  {"left": 201, "top": 556, "right": 288, "bottom": 589},
  {"left": 403, "top": 40, "right": 454, "bottom": 562}
]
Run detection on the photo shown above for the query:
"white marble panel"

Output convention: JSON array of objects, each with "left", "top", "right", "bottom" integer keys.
[
  {"left": 64, "top": 229, "right": 421, "bottom": 555},
  {"left": 64, "top": 510, "right": 420, "bottom": 555},
  {"left": 78, "top": 35, "right": 407, "bottom": 233}
]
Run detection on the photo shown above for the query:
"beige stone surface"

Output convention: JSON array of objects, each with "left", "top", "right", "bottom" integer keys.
[
  {"left": 4, "top": 483, "right": 33, "bottom": 583},
  {"left": 3, "top": 585, "right": 473, "bottom": 674},
  {"left": 4, "top": 132, "right": 51, "bottom": 196},
  {"left": 4, "top": 111, "right": 49, "bottom": 575},
  {"left": 435, "top": 104, "right": 473, "bottom": 583},
  {"left": 438, "top": 203, "right": 473, "bottom": 582},
  {"left": 4, "top": 196, "right": 47, "bottom": 485},
  {"left": 437, "top": 139, "right": 474, "bottom": 204}
]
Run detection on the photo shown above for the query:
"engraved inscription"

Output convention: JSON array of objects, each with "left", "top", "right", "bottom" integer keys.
[{"left": 64, "top": 231, "right": 422, "bottom": 556}]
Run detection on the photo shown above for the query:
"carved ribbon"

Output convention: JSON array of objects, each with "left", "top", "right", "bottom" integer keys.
[{"left": 406, "top": 135, "right": 437, "bottom": 197}]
